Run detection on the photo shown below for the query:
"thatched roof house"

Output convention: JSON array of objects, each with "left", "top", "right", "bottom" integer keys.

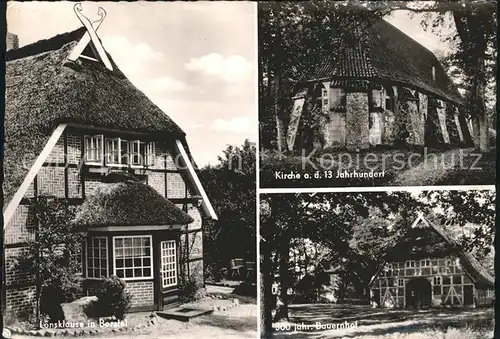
[
  {"left": 4, "top": 27, "right": 194, "bottom": 210},
  {"left": 369, "top": 214, "right": 494, "bottom": 309},
  {"left": 4, "top": 7, "right": 216, "bottom": 316}
]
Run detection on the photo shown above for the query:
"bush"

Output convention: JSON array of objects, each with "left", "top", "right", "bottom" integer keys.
[
  {"left": 88, "top": 276, "right": 132, "bottom": 320},
  {"left": 179, "top": 277, "right": 200, "bottom": 302}
]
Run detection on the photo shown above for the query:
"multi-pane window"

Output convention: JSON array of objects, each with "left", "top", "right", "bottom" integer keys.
[
  {"left": 86, "top": 237, "right": 108, "bottom": 279},
  {"left": 113, "top": 236, "right": 153, "bottom": 279},
  {"left": 421, "top": 259, "right": 431, "bottom": 267},
  {"left": 321, "top": 87, "right": 329, "bottom": 108},
  {"left": 105, "top": 138, "right": 121, "bottom": 164},
  {"left": 84, "top": 135, "right": 103, "bottom": 163},
  {"left": 95, "top": 136, "right": 155, "bottom": 167},
  {"left": 433, "top": 276, "right": 442, "bottom": 285},
  {"left": 397, "top": 278, "right": 404, "bottom": 287},
  {"left": 405, "top": 260, "right": 416, "bottom": 268},
  {"left": 146, "top": 142, "right": 156, "bottom": 166},
  {"left": 160, "top": 240, "right": 177, "bottom": 288},
  {"left": 128, "top": 140, "right": 143, "bottom": 166}
]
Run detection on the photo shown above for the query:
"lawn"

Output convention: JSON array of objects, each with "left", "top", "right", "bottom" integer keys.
[
  {"left": 271, "top": 304, "right": 494, "bottom": 338},
  {"left": 260, "top": 146, "right": 496, "bottom": 188}
]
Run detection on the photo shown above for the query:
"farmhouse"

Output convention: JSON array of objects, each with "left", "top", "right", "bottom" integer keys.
[
  {"left": 369, "top": 214, "right": 494, "bottom": 308},
  {"left": 3, "top": 9, "right": 217, "bottom": 317},
  {"left": 284, "top": 17, "right": 474, "bottom": 152}
]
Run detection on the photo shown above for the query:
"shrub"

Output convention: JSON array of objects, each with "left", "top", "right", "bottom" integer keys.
[
  {"left": 179, "top": 277, "right": 200, "bottom": 302},
  {"left": 90, "top": 276, "right": 132, "bottom": 320}
]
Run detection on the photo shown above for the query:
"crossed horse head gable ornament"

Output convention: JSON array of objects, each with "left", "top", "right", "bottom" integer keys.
[{"left": 68, "top": 3, "right": 113, "bottom": 71}]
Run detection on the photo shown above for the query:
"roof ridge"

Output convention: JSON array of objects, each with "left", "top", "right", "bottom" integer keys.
[{"left": 6, "top": 27, "right": 86, "bottom": 62}]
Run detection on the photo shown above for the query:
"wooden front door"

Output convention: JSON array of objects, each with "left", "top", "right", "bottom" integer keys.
[
  {"left": 463, "top": 285, "right": 474, "bottom": 306},
  {"left": 405, "top": 278, "right": 432, "bottom": 309},
  {"left": 157, "top": 239, "right": 179, "bottom": 310}
]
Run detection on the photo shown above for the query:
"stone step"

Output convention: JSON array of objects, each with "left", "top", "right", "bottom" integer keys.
[{"left": 157, "top": 307, "right": 213, "bottom": 322}]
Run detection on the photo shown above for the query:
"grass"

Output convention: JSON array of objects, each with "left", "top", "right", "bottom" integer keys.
[
  {"left": 271, "top": 304, "right": 494, "bottom": 339},
  {"left": 260, "top": 145, "right": 496, "bottom": 188}
]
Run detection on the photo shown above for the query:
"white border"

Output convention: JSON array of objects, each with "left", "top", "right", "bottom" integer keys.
[{"left": 259, "top": 185, "right": 495, "bottom": 194}]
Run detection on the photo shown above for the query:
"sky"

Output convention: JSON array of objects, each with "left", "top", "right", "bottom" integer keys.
[{"left": 7, "top": 1, "right": 257, "bottom": 167}]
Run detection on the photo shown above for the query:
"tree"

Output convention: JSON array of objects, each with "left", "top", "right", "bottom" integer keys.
[
  {"left": 15, "top": 196, "right": 84, "bottom": 324},
  {"left": 199, "top": 140, "right": 256, "bottom": 280},
  {"left": 259, "top": 1, "right": 388, "bottom": 153},
  {"left": 408, "top": 1, "right": 497, "bottom": 152}
]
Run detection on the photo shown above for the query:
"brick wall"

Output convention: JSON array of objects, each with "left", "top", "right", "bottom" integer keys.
[
  {"left": 4, "top": 205, "right": 35, "bottom": 245},
  {"left": 5, "top": 247, "right": 34, "bottom": 286},
  {"left": 85, "top": 279, "right": 154, "bottom": 309},
  {"left": 125, "top": 281, "right": 155, "bottom": 308},
  {"left": 345, "top": 92, "right": 369, "bottom": 150},
  {"left": 37, "top": 166, "right": 65, "bottom": 196},
  {"left": 148, "top": 172, "right": 165, "bottom": 197},
  {"left": 67, "top": 134, "right": 82, "bottom": 165},
  {"left": 5, "top": 286, "right": 36, "bottom": 318},
  {"left": 166, "top": 173, "right": 185, "bottom": 199},
  {"left": 186, "top": 205, "right": 202, "bottom": 230}
]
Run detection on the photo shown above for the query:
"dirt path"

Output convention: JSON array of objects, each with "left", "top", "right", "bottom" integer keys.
[
  {"left": 11, "top": 304, "right": 257, "bottom": 339},
  {"left": 390, "top": 148, "right": 474, "bottom": 186},
  {"left": 272, "top": 305, "right": 493, "bottom": 338}
]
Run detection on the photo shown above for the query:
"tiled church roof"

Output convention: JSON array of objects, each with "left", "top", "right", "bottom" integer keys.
[{"left": 305, "top": 17, "right": 462, "bottom": 104}]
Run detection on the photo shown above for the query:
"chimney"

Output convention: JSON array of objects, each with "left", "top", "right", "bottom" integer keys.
[{"left": 6, "top": 31, "right": 19, "bottom": 51}]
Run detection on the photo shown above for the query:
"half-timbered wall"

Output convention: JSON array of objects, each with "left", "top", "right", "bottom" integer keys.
[
  {"left": 308, "top": 81, "right": 469, "bottom": 150},
  {"left": 370, "top": 256, "right": 488, "bottom": 308},
  {"left": 4, "top": 127, "right": 205, "bottom": 316}
]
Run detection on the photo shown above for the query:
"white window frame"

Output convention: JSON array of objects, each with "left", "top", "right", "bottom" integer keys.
[
  {"left": 421, "top": 259, "right": 431, "bottom": 267},
  {"left": 145, "top": 142, "right": 156, "bottom": 167},
  {"left": 113, "top": 235, "right": 153, "bottom": 281},
  {"left": 406, "top": 260, "right": 416, "bottom": 268},
  {"left": 321, "top": 86, "right": 329, "bottom": 109},
  {"left": 433, "top": 276, "right": 442, "bottom": 285},
  {"left": 397, "top": 278, "right": 404, "bottom": 287},
  {"left": 128, "top": 140, "right": 145, "bottom": 167},
  {"left": 85, "top": 236, "right": 109, "bottom": 280},
  {"left": 84, "top": 135, "right": 104, "bottom": 165},
  {"left": 105, "top": 137, "right": 122, "bottom": 166},
  {"left": 160, "top": 240, "right": 177, "bottom": 288}
]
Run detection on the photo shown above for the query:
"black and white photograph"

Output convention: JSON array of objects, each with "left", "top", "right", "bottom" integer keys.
[
  {"left": 3, "top": 2, "right": 257, "bottom": 338},
  {"left": 258, "top": 1, "right": 496, "bottom": 188},
  {"left": 260, "top": 189, "right": 495, "bottom": 338}
]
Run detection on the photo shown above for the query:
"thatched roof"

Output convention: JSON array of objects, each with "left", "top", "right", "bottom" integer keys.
[
  {"left": 306, "top": 18, "right": 462, "bottom": 104},
  {"left": 371, "top": 214, "right": 494, "bottom": 287},
  {"left": 4, "top": 28, "right": 188, "bottom": 206},
  {"left": 73, "top": 174, "right": 193, "bottom": 228},
  {"left": 418, "top": 215, "right": 494, "bottom": 287}
]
